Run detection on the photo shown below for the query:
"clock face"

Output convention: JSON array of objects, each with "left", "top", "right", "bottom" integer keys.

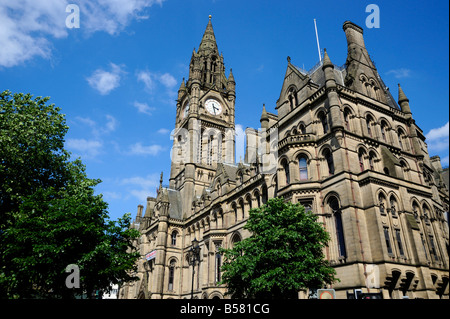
[
  {"left": 205, "top": 99, "right": 222, "bottom": 116},
  {"left": 183, "top": 102, "right": 189, "bottom": 118}
]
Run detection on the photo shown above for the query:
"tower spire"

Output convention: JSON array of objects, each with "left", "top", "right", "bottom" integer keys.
[{"left": 198, "top": 15, "right": 218, "bottom": 54}]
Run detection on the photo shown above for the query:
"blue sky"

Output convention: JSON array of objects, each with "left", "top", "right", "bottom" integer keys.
[{"left": 1, "top": 0, "right": 448, "bottom": 222}]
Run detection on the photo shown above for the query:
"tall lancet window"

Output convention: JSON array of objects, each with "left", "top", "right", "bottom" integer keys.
[
  {"left": 324, "top": 149, "right": 334, "bottom": 176},
  {"left": 207, "top": 135, "right": 213, "bottom": 165},
  {"left": 298, "top": 156, "right": 308, "bottom": 180},
  {"left": 282, "top": 159, "right": 290, "bottom": 184},
  {"left": 319, "top": 112, "right": 329, "bottom": 134},
  {"left": 329, "top": 197, "right": 346, "bottom": 259}
]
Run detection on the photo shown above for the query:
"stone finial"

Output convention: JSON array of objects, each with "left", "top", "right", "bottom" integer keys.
[{"left": 322, "top": 48, "right": 333, "bottom": 69}]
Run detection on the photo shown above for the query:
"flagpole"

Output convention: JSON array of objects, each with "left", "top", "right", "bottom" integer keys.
[{"left": 314, "top": 19, "right": 322, "bottom": 62}]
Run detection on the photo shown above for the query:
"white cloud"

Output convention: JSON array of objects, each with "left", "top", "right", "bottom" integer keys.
[
  {"left": 425, "top": 121, "right": 449, "bottom": 156},
  {"left": 0, "top": 0, "right": 67, "bottom": 67},
  {"left": 159, "top": 73, "right": 177, "bottom": 89},
  {"left": 157, "top": 128, "right": 170, "bottom": 134},
  {"left": 75, "top": 114, "right": 118, "bottom": 136},
  {"left": 66, "top": 138, "right": 103, "bottom": 158},
  {"left": 104, "top": 114, "right": 118, "bottom": 132},
  {"left": 121, "top": 173, "right": 160, "bottom": 200},
  {"left": 133, "top": 101, "right": 155, "bottom": 115},
  {"left": 121, "top": 175, "right": 157, "bottom": 188},
  {"left": 87, "top": 63, "right": 124, "bottom": 95},
  {"left": 75, "top": 116, "right": 96, "bottom": 128},
  {"left": 102, "top": 191, "right": 122, "bottom": 200},
  {"left": 136, "top": 70, "right": 177, "bottom": 93},
  {"left": 79, "top": 0, "right": 166, "bottom": 35},
  {"left": 0, "top": 0, "right": 165, "bottom": 67},
  {"left": 137, "top": 70, "right": 155, "bottom": 91},
  {"left": 386, "top": 68, "right": 411, "bottom": 79},
  {"left": 67, "top": 115, "right": 118, "bottom": 159},
  {"left": 129, "top": 142, "right": 164, "bottom": 156},
  {"left": 426, "top": 122, "right": 449, "bottom": 141}
]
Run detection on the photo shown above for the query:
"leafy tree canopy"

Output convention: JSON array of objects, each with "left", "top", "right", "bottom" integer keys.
[
  {"left": 220, "top": 197, "right": 338, "bottom": 299},
  {"left": 0, "top": 90, "right": 140, "bottom": 298}
]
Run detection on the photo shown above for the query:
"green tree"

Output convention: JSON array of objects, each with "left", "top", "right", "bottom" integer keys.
[
  {"left": 0, "top": 90, "right": 140, "bottom": 298},
  {"left": 220, "top": 197, "right": 338, "bottom": 299}
]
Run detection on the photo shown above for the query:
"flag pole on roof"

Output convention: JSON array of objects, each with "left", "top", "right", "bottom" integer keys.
[{"left": 314, "top": 19, "right": 322, "bottom": 62}]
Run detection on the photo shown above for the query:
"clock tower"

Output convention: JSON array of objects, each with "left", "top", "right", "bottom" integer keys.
[{"left": 170, "top": 16, "right": 236, "bottom": 216}]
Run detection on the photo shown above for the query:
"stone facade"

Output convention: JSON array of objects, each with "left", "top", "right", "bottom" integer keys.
[{"left": 118, "top": 18, "right": 449, "bottom": 299}]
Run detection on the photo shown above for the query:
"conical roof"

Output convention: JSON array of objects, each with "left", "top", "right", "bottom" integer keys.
[
  {"left": 198, "top": 15, "right": 219, "bottom": 54},
  {"left": 322, "top": 48, "right": 333, "bottom": 69},
  {"left": 398, "top": 83, "right": 409, "bottom": 103}
]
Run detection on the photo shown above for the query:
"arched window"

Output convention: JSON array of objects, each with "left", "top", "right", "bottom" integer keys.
[
  {"left": 261, "top": 185, "right": 268, "bottom": 205},
  {"left": 395, "top": 229, "right": 404, "bottom": 256},
  {"left": 288, "top": 95, "right": 294, "bottom": 110},
  {"left": 400, "top": 160, "right": 409, "bottom": 180},
  {"left": 218, "top": 134, "right": 224, "bottom": 163},
  {"left": 299, "top": 124, "right": 306, "bottom": 134},
  {"left": 168, "top": 260, "right": 176, "bottom": 291},
  {"left": 231, "top": 233, "right": 241, "bottom": 247},
  {"left": 423, "top": 204, "right": 431, "bottom": 224},
  {"left": 215, "top": 243, "right": 222, "bottom": 283},
  {"left": 384, "top": 167, "right": 390, "bottom": 176},
  {"left": 286, "top": 87, "right": 298, "bottom": 112},
  {"left": 232, "top": 203, "right": 238, "bottom": 223},
  {"left": 366, "top": 116, "right": 373, "bottom": 137},
  {"left": 254, "top": 192, "right": 261, "bottom": 208},
  {"left": 216, "top": 183, "right": 222, "bottom": 196},
  {"left": 389, "top": 196, "right": 397, "bottom": 216},
  {"left": 207, "top": 135, "right": 214, "bottom": 165},
  {"left": 329, "top": 197, "right": 346, "bottom": 258},
  {"left": 412, "top": 201, "right": 420, "bottom": 219},
  {"left": 358, "top": 149, "right": 366, "bottom": 172},
  {"left": 398, "top": 129, "right": 405, "bottom": 150},
  {"left": 380, "top": 121, "right": 388, "bottom": 143},
  {"left": 344, "top": 109, "right": 351, "bottom": 131},
  {"left": 384, "top": 227, "right": 393, "bottom": 255},
  {"left": 239, "top": 199, "right": 245, "bottom": 219},
  {"left": 198, "top": 128, "right": 204, "bottom": 163},
  {"left": 319, "top": 111, "right": 329, "bottom": 134},
  {"left": 171, "top": 231, "right": 178, "bottom": 246},
  {"left": 429, "top": 235, "right": 438, "bottom": 261},
  {"left": 378, "top": 193, "right": 387, "bottom": 215},
  {"left": 323, "top": 149, "right": 334, "bottom": 175},
  {"left": 282, "top": 159, "right": 290, "bottom": 184},
  {"left": 298, "top": 156, "right": 308, "bottom": 180},
  {"left": 246, "top": 195, "right": 252, "bottom": 211},
  {"left": 368, "top": 151, "right": 376, "bottom": 170}
]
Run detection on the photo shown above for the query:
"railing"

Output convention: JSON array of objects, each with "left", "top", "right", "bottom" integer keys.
[{"left": 278, "top": 133, "right": 315, "bottom": 149}]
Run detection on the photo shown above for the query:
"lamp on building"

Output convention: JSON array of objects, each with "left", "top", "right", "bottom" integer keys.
[{"left": 188, "top": 238, "right": 201, "bottom": 299}]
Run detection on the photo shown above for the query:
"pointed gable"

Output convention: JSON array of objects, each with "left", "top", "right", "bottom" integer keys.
[{"left": 277, "top": 58, "right": 309, "bottom": 104}]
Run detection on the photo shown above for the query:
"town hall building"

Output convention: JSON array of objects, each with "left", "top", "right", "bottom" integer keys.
[{"left": 118, "top": 18, "right": 449, "bottom": 299}]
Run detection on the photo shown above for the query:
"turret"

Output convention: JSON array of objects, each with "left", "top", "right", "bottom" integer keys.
[
  {"left": 398, "top": 83, "right": 412, "bottom": 118},
  {"left": 260, "top": 104, "right": 269, "bottom": 129},
  {"left": 227, "top": 68, "right": 235, "bottom": 100},
  {"left": 177, "top": 77, "right": 186, "bottom": 100},
  {"left": 322, "top": 49, "right": 343, "bottom": 130},
  {"left": 342, "top": 21, "right": 387, "bottom": 104}
]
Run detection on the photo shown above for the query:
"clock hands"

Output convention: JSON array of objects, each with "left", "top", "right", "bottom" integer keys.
[
  {"left": 205, "top": 100, "right": 221, "bottom": 115},
  {"left": 212, "top": 104, "right": 219, "bottom": 115}
]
